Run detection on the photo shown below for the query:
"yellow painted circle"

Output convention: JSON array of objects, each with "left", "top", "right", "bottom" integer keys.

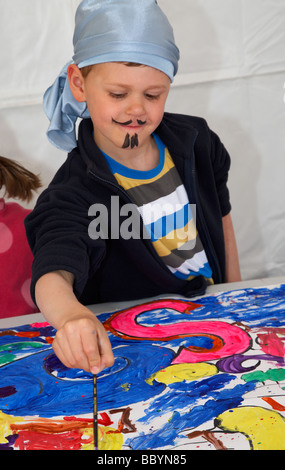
[{"left": 147, "top": 362, "right": 218, "bottom": 385}]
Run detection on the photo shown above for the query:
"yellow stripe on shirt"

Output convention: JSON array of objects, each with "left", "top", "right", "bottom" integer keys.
[
  {"left": 114, "top": 148, "right": 175, "bottom": 190},
  {"left": 152, "top": 218, "right": 197, "bottom": 257}
]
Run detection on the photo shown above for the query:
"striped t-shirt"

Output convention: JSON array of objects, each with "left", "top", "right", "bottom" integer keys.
[{"left": 102, "top": 134, "right": 213, "bottom": 282}]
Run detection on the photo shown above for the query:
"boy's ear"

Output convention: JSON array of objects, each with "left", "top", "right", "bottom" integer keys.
[{"left": 67, "top": 64, "right": 86, "bottom": 102}]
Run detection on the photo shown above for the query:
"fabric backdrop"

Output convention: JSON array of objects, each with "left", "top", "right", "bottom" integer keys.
[{"left": 0, "top": 0, "right": 284, "bottom": 282}]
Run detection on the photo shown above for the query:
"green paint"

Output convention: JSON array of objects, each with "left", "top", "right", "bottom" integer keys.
[
  {"left": 241, "top": 368, "right": 285, "bottom": 383},
  {"left": 0, "top": 353, "right": 16, "bottom": 365},
  {"left": 0, "top": 342, "right": 47, "bottom": 365}
]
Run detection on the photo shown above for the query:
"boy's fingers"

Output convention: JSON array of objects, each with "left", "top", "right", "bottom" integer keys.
[
  {"left": 97, "top": 336, "right": 115, "bottom": 372},
  {"left": 67, "top": 332, "right": 92, "bottom": 372},
  {"left": 88, "top": 326, "right": 114, "bottom": 374},
  {"left": 52, "top": 335, "right": 76, "bottom": 370},
  {"left": 82, "top": 327, "right": 102, "bottom": 374}
]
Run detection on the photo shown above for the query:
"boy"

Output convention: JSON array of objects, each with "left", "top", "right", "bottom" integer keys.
[{"left": 25, "top": 0, "right": 240, "bottom": 375}]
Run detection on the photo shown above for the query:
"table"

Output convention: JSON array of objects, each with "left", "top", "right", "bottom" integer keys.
[{"left": 0, "top": 276, "right": 284, "bottom": 451}]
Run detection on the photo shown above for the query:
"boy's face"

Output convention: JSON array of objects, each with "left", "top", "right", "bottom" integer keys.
[{"left": 69, "top": 62, "right": 171, "bottom": 156}]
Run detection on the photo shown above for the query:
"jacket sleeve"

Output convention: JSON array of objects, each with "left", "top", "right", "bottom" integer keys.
[
  {"left": 209, "top": 128, "right": 232, "bottom": 217},
  {"left": 25, "top": 185, "right": 106, "bottom": 305}
]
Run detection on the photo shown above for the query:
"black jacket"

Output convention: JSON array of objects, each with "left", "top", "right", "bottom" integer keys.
[{"left": 25, "top": 113, "right": 231, "bottom": 305}]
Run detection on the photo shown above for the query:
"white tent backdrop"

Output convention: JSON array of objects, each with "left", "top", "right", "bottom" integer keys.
[{"left": 0, "top": 0, "right": 284, "bottom": 282}]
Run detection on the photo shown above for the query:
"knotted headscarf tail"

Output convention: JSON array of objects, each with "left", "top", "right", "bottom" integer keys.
[{"left": 43, "top": 0, "right": 180, "bottom": 152}]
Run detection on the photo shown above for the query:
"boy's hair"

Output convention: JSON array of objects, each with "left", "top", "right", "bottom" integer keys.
[
  {"left": 0, "top": 156, "right": 41, "bottom": 202},
  {"left": 80, "top": 62, "right": 143, "bottom": 78}
]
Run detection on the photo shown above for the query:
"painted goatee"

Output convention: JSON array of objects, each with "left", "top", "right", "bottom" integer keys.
[{"left": 122, "top": 133, "right": 139, "bottom": 149}]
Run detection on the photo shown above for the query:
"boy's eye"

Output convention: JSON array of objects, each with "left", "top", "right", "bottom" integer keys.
[
  {"left": 145, "top": 94, "right": 160, "bottom": 100},
  {"left": 109, "top": 92, "right": 160, "bottom": 100},
  {"left": 109, "top": 92, "right": 127, "bottom": 99}
]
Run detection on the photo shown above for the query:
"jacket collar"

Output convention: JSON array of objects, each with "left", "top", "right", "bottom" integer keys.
[{"left": 156, "top": 112, "right": 198, "bottom": 156}]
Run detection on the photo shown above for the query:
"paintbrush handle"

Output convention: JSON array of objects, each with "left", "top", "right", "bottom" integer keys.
[{"left": 93, "top": 375, "right": 98, "bottom": 450}]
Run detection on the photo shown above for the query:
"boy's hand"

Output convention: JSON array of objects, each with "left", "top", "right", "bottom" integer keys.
[
  {"left": 35, "top": 271, "right": 114, "bottom": 374},
  {"left": 52, "top": 312, "right": 114, "bottom": 374}
]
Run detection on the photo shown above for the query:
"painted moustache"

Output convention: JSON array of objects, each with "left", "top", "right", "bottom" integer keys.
[
  {"left": 112, "top": 119, "right": 147, "bottom": 149},
  {"left": 112, "top": 119, "right": 147, "bottom": 126}
]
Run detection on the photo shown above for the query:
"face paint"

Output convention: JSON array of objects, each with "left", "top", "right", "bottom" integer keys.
[
  {"left": 122, "top": 134, "right": 130, "bottom": 149},
  {"left": 112, "top": 118, "right": 146, "bottom": 127},
  {"left": 131, "top": 134, "right": 139, "bottom": 148},
  {"left": 122, "top": 133, "right": 139, "bottom": 149},
  {"left": 112, "top": 118, "right": 133, "bottom": 126}
]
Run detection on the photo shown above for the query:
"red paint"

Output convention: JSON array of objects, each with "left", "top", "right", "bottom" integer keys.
[
  {"left": 98, "top": 412, "right": 113, "bottom": 426},
  {"left": 15, "top": 331, "right": 40, "bottom": 338},
  {"left": 63, "top": 416, "right": 93, "bottom": 424},
  {"left": 15, "top": 429, "right": 88, "bottom": 450},
  {"left": 12, "top": 416, "right": 95, "bottom": 450},
  {"left": 262, "top": 396, "right": 285, "bottom": 411},
  {"left": 45, "top": 336, "right": 54, "bottom": 344},
  {"left": 0, "top": 330, "right": 39, "bottom": 338},
  {"left": 257, "top": 328, "right": 285, "bottom": 357},
  {"left": 31, "top": 322, "right": 50, "bottom": 328},
  {"left": 63, "top": 412, "right": 113, "bottom": 426}
]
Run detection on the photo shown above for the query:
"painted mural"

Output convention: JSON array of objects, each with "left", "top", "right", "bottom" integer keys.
[{"left": 0, "top": 284, "right": 284, "bottom": 450}]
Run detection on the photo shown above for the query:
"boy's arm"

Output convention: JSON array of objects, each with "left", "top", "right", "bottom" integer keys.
[
  {"left": 222, "top": 213, "right": 241, "bottom": 283},
  {"left": 35, "top": 271, "right": 114, "bottom": 373}
]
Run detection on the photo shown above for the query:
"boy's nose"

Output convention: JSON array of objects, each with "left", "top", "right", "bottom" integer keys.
[{"left": 126, "top": 98, "right": 146, "bottom": 118}]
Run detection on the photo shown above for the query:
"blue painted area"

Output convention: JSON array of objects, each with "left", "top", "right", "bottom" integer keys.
[
  {"left": 184, "top": 284, "right": 285, "bottom": 327},
  {"left": 128, "top": 380, "right": 257, "bottom": 450},
  {"left": 130, "top": 285, "right": 285, "bottom": 328},
  {"left": 0, "top": 341, "right": 173, "bottom": 418},
  {"left": 140, "top": 374, "right": 236, "bottom": 420}
]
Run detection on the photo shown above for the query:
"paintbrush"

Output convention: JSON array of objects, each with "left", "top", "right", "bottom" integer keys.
[{"left": 93, "top": 374, "right": 98, "bottom": 450}]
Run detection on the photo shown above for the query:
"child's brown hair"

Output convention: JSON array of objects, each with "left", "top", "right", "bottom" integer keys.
[
  {"left": 80, "top": 61, "right": 143, "bottom": 78},
  {"left": 0, "top": 156, "right": 41, "bottom": 202}
]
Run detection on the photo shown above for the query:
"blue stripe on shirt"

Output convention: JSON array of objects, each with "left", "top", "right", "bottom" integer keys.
[{"left": 143, "top": 203, "right": 193, "bottom": 241}]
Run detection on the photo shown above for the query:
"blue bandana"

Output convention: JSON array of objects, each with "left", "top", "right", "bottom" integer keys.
[{"left": 43, "top": 0, "right": 180, "bottom": 152}]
